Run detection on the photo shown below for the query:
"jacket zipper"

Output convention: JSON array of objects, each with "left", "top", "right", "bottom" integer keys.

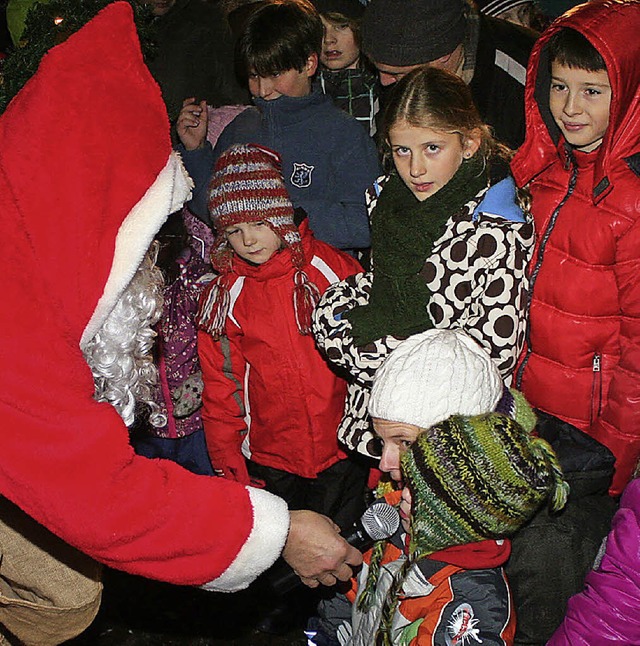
[
  {"left": 590, "top": 352, "right": 602, "bottom": 425},
  {"left": 515, "top": 158, "right": 579, "bottom": 389}
]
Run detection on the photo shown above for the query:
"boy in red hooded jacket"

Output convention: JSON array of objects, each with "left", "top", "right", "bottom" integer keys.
[{"left": 511, "top": 0, "right": 640, "bottom": 497}]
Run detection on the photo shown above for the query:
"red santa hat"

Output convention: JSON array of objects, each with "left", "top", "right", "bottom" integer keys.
[{"left": 0, "top": 1, "right": 192, "bottom": 352}]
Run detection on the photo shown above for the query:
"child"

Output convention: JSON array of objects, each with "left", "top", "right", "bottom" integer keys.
[
  {"left": 353, "top": 415, "right": 567, "bottom": 646},
  {"left": 312, "top": 0, "right": 381, "bottom": 136},
  {"left": 177, "top": 0, "right": 380, "bottom": 254},
  {"left": 130, "top": 209, "right": 216, "bottom": 476},
  {"left": 196, "top": 143, "right": 366, "bottom": 531},
  {"left": 307, "top": 327, "right": 533, "bottom": 644},
  {"left": 312, "top": 65, "right": 534, "bottom": 459},
  {"left": 510, "top": 0, "right": 640, "bottom": 496},
  {"left": 310, "top": 328, "right": 568, "bottom": 646}
]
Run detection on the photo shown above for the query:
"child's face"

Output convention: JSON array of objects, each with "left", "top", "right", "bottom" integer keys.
[
  {"left": 549, "top": 62, "right": 612, "bottom": 153},
  {"left": 388, "top": 121, "right": 481, "bottom": 200},
  {"left": 372, "top": 417, "right": 422, "bottom": 483},
  {"left": 248, "top": 55, "right": 317, "bottom": 101},
  {"left": 224, "top": 221, "right": 282, "bottom": 265},
  {"left": 320, "top": 16, "right": 359, "bottom": 71}
]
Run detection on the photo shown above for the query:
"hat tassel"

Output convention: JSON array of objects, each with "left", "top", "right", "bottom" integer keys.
[
  {"left": 196, "top": 277, "right": 231, "bottom": 340},
  {"left": 293, "top": 270, "right": 320, "bottom": 335}
]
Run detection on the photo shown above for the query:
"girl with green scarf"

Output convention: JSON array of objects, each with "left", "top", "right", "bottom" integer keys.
[{"left": 312, "top": 66, "right": 534, "bottom": 459}]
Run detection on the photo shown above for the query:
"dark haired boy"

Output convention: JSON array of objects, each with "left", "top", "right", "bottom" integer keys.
[
  {"left": 509, "top": 0, "right": 640, "bottom": 641},
  {"left": 177, "top": 0, "right": 380, "bottom": 254}
]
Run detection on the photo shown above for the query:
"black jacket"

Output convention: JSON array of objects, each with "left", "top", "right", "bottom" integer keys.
[{"left": 469, "top": 15, "right": 537, "bottom": 150}]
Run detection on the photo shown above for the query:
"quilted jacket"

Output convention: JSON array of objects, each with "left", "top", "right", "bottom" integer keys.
[{"left": 511, "top": 0, "right": 640, "bottom": 495}]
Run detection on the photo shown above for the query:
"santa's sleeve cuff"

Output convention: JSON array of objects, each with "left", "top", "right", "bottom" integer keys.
[{"left": 200, "top": 487, "right": 290, "bottom": 593}]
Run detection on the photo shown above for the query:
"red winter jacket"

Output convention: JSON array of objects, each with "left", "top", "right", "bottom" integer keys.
[
  {"left": 511, "top": 0, "right": 640, "bottom": 495},
  {"left": 199, "top": 221, "right": 361, "bottom": 479}
]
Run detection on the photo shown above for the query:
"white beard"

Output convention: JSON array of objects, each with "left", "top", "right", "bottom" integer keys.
[{"left": 82, "top": 244, "right": 166, "bottom": 428}]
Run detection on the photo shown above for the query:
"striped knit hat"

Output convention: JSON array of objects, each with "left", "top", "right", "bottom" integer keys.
[
  {"left": 402, "top": 413, "right": 569, "bottom": 558},
  {"left": 197, "top": 143, "right": 320, "bottom": 338}
]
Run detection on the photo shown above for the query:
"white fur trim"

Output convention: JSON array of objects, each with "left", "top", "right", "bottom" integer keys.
[
  {"left": 200, "top": 487, "right": 290, "bottom": 593},
  {"left": 80, "top": 152, "right": 193, "bottom": 349}
]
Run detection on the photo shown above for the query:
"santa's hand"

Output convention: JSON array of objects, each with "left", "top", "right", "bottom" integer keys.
[{"left": 282, "top": 510, "right": 362, "bottom": 588}]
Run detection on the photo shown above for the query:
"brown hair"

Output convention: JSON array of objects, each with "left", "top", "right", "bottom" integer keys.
[
  {"left": 322, "top": 11, "right": 361, "bottom": 48},
  {"left": 238, "top": 0, "right": 323, "bottom": 77}
]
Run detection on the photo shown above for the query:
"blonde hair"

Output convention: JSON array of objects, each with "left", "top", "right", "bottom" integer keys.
[
  {"left": 380, "top": 65, "right": 530, "bottom": 211},
  {"left": 83, "top": 243, "right": 166, "bottom": 428}
]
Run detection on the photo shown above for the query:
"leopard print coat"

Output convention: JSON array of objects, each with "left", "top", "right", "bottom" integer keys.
[{"left": 312, "top": 175, "right": 534, "bottom": 457}]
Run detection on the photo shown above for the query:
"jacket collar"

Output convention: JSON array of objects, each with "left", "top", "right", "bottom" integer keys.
[{"left": 253, "top": 88, "right": 330, "bottom": 126}]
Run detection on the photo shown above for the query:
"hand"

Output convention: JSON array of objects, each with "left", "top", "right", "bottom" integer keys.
[
  {"left": 176, "top": 98, "right": 208, "bottom": 151},
  {"left": 282, "top": 510, "right": 363, "bottom": 588},
  {"left": 212, "top": 452, "right": 250, "bottom": 485}
]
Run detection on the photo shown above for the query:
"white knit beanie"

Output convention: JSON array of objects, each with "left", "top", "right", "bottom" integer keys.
[{"left": 369, "top": 329, "right": 503, "bottom": 429}]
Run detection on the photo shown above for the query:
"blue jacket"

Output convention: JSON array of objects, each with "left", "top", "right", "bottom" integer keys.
[{"left": 180, "top": 89, "right": 380, "bottom": 251}]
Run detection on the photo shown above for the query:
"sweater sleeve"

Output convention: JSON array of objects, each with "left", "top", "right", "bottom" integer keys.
[
  {"left": 589, "top": 217, "right": 640, "bottom": 494},
  {"left": 177, "top": 141, "right": 215, "bottom": 225}
]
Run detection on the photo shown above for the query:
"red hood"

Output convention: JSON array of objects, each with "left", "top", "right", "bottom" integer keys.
[{"left": 511, "top": 0, "right": 640, "bottom": 203}]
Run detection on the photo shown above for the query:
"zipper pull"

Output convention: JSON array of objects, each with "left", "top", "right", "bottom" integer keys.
[{"left": 593, "top": 353, "right": 601, "bottom": 372}]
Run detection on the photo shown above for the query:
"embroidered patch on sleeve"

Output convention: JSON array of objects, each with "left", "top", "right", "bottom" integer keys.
[{"left": 291, "top": 163, "right": 314, "bottom": 188}]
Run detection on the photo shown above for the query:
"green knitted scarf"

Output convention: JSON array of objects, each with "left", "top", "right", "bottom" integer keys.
[{"left": 346, "top": 155, "right": 487, "bottom": 346}]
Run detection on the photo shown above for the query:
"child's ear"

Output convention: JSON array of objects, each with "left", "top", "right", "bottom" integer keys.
[
  {"left": 463, "top": 128, "right": 482, "bottom": 158},
  {"left": 306, "top": 53, "right": 319, "bottom": 77}
]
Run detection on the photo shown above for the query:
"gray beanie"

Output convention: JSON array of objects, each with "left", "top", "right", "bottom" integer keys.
[
  {"left": 362, "top": 0, "right": 467, "bottom": 66},
  {"left": 369, "top": 328, "right": 503, "bottom": 429}
]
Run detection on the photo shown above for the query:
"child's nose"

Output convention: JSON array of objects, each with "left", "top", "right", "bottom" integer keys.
[
  {"left": 325, "top": 29, "right": 337, "bottom": 45},
  {"left": 379, "top": 447, "right": 399, "bottom": 474},
  {"left": 563, "top": 92, "right": 582, "bottom": 116},
  {"left": 242, "top": 230, "right": 257, "bottom": 246},
  {"left": 257, "top": 78, "right": 274, "bottom": 98},
  {"left": 410, "top": 154, "right": 426, "bottom": 177}
]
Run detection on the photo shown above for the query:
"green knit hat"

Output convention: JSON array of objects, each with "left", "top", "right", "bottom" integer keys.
[{"left": 401, "top": 413, "right": 569, "bottom": 559}]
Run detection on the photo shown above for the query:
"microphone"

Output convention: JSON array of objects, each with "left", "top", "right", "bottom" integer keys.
[{"left": 267, "top": 501, "right": 400, "bottom": 596}]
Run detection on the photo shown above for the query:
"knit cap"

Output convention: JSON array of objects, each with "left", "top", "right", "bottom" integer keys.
[
  {"left": 369, "top": 328, "right": 503, "bottom": 429},
  {"left": 196, "top": 143, "right": 320, "bottom": 339},
  {"left": 361, "top": 0, "right": 466, "bottom": 66},
  {"left": 402, "top": 413, "right": 569, "bottom": 558}
]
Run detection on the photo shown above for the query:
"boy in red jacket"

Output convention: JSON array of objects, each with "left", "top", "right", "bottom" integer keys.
[
  {"left": 197, "top": 143, "right": 366, "bottom": 531},
  {"left": 511, "top": 0, "right": 640, "bottom": 497}
]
